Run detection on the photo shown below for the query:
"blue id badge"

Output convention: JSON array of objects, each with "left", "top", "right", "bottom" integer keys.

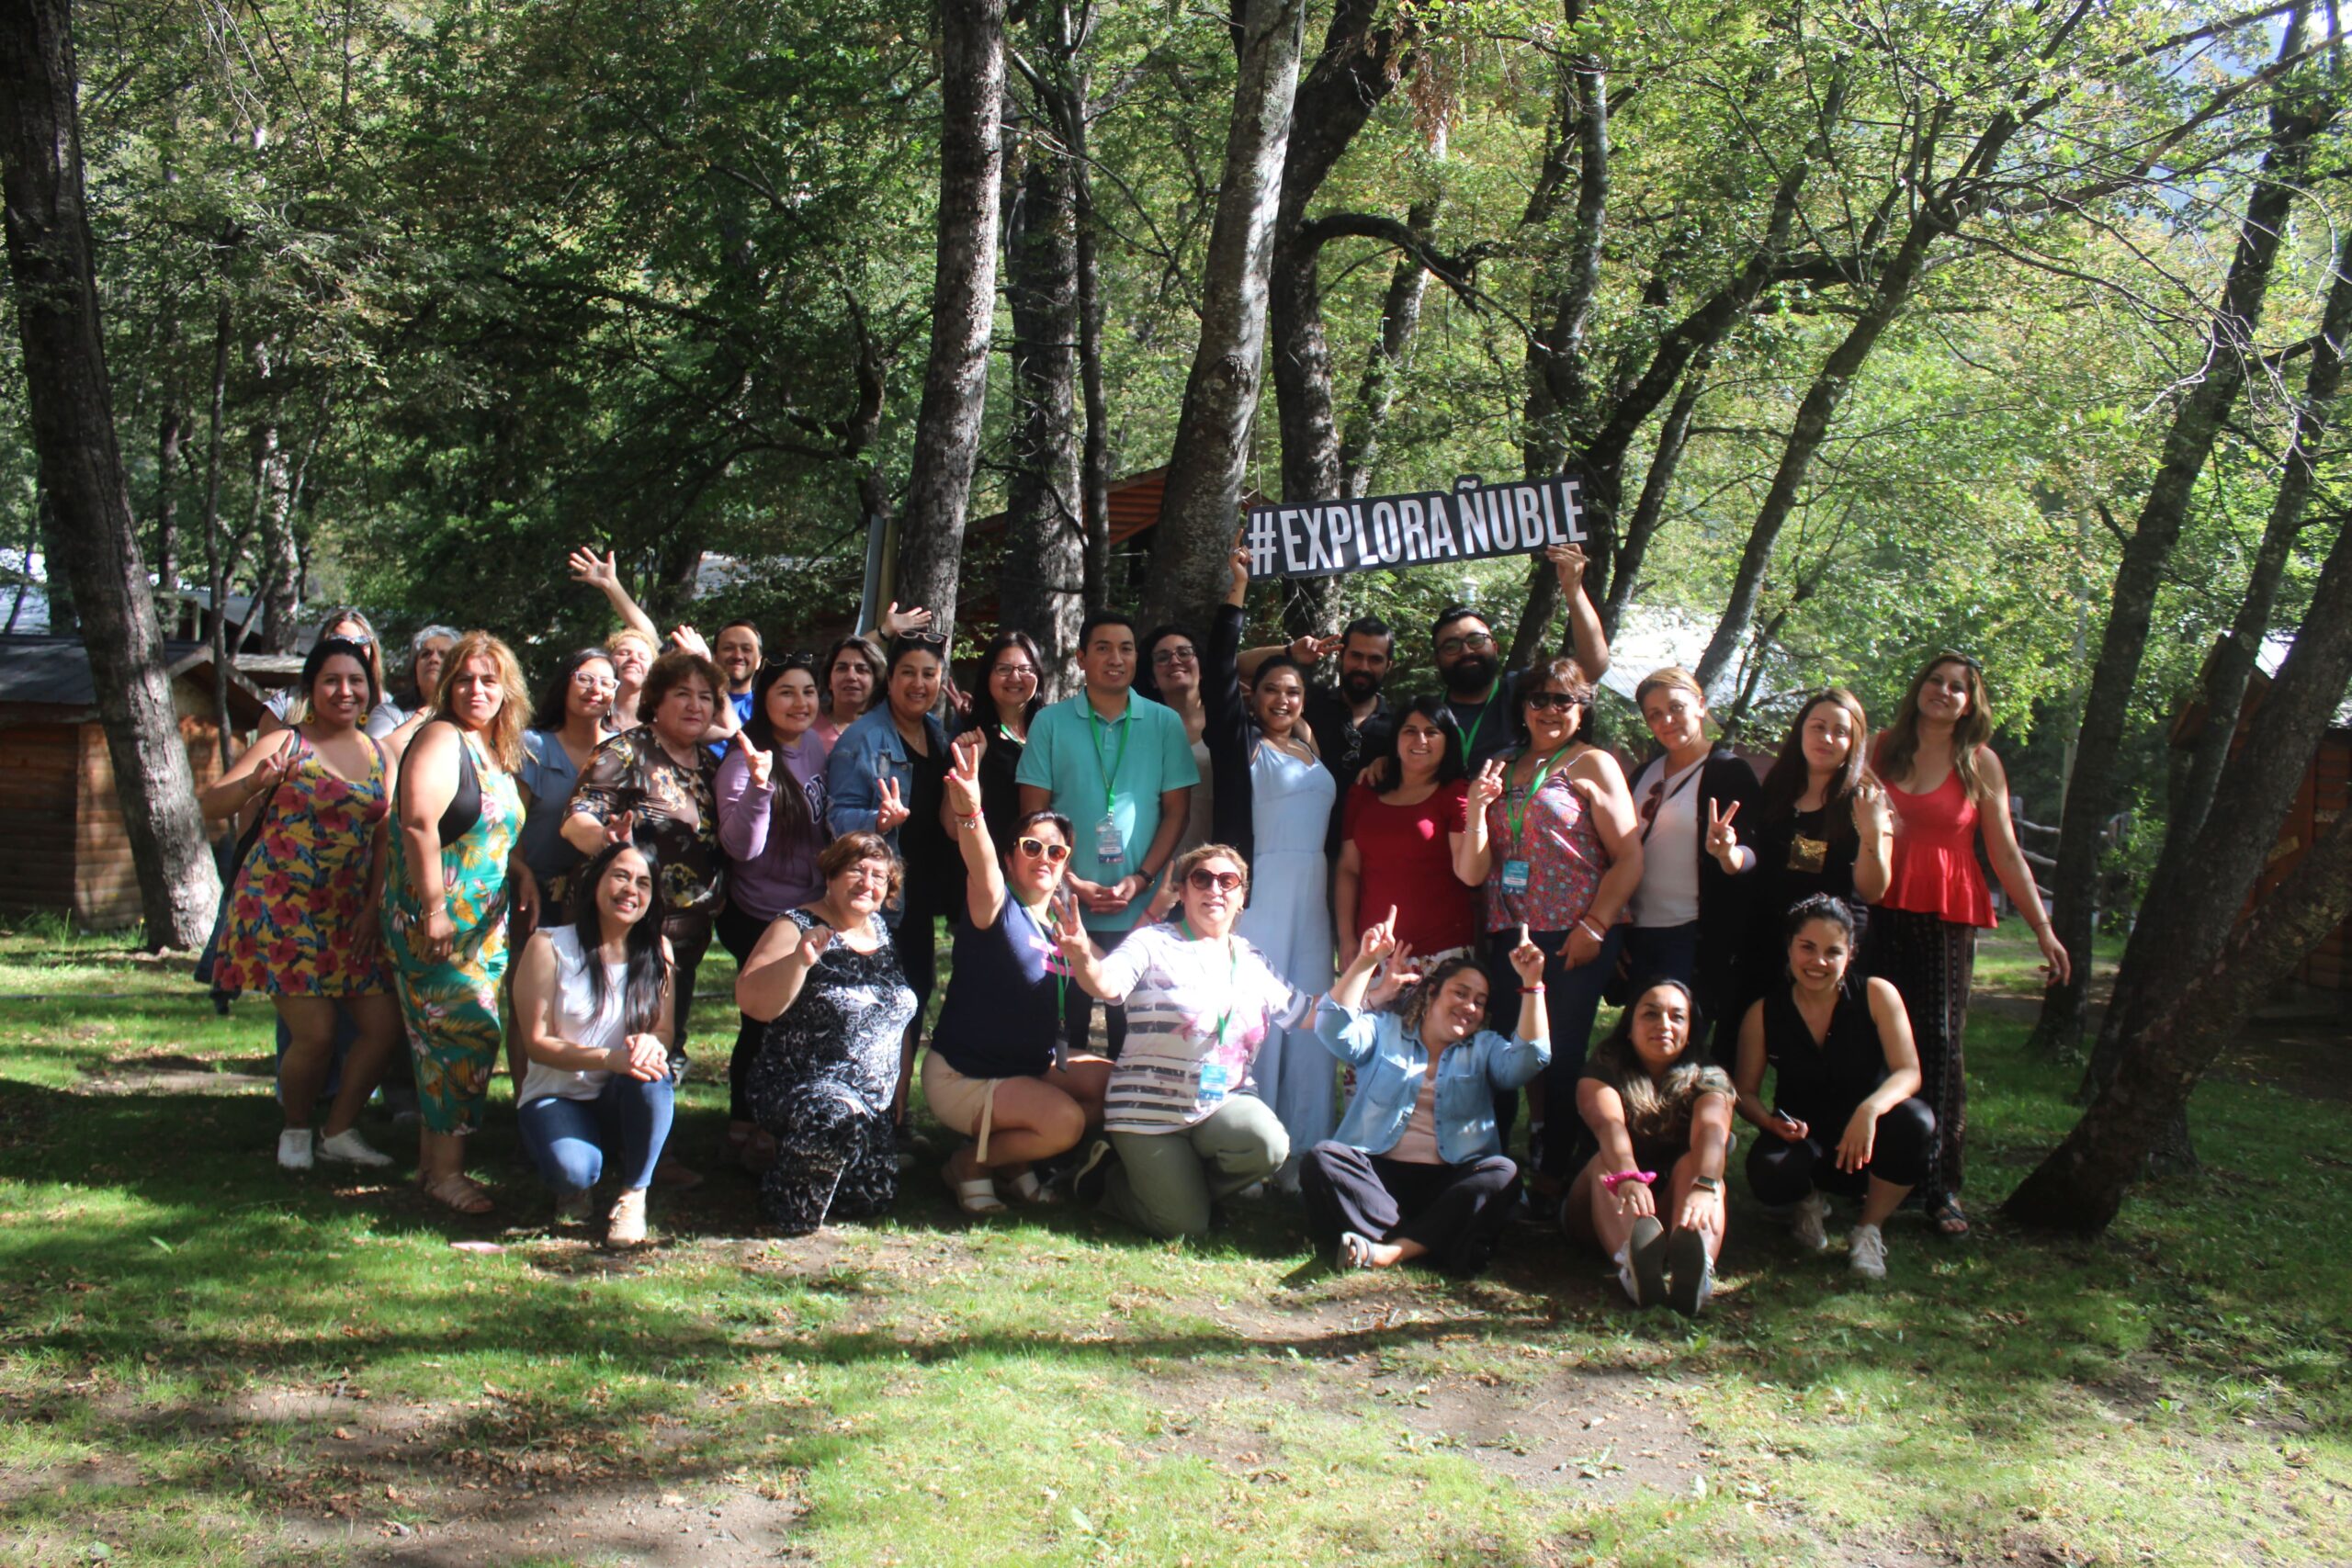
[
  {"left": 1197, "top": 1061, "right": 1230, "bottom": 1105},
  {"left": 1500, "top": 858, "right": 1532, "bottom": 895}
]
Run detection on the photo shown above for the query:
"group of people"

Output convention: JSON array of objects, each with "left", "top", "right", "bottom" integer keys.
[{"left": 197, "top": 537, "right": 2068, "bottom": 1311}]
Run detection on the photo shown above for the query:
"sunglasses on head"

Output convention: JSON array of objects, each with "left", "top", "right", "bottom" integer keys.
[
  {"left": 1015, "top": 836, "right": 1071, "bottom": 863},
  {"left": 1186, "top": 868, "right": 1244, "bottom": 893},
  {"left": 1933, "top": 649, "right": 1982, "bottom": 672},
  {"left": 1523, "top": 691, "right": 1583, "bottom": 712},
  {"left": 898, "top": 630, "right": 949, "bottom": 648}
]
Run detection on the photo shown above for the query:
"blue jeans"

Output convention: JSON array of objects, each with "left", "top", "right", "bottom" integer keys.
[
  {"left": 1623, "top": 921, "right": 1701, "bottom": 994},
  {"left": 1486, "top": 922, "right": 1625, "bottom": 1181},
  {"left": 517, "top": 1074, "right": 677, "bottom": 1194}
]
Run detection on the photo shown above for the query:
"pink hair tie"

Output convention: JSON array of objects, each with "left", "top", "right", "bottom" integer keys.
[{"left": 1600, "top": 1169, "right": 1657, "bottom": 1192}]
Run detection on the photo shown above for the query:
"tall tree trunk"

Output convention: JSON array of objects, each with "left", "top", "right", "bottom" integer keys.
[
  {"left": 1266, "top": 0, "right": 1412, "bottom": 639},
  {"left": 251, "top": 412, "right": 298, "bottom": 651},
  {"left": 1063, "top": 55, "right": 1112, "bottom": 615},
  {"left": 894, "top": 0, "right": 1008, "bottom": 637},
  {"left": 1000, "top": 77, "right": 1084, "bottom": 689},
  {"left": 1140, "top": 0, "right": 1310, "bottom": 627},
  {"left": 1601, "top": 349, "right": 1708, "bottom": 637},
  {"left": 199, "top": 301, "right": 233, "bottom": 768},
  {"left": 1692, "top": 201, "right": 1948, "bottom": 690},
  {"left": 36, "top": 491, "right": 75, "bottom": 634},
  {"left": 153, "top": 325, "right": 182, "bottom": 604},
  {"left": 2029, "top": 22, "right": 2332, "bottom": 1057},
  {"left": 0, "top": 0, "right": 220, "bottom": 946},
  {"left": 1340, "top": 143, "right": 1444, "bottom": 501}
]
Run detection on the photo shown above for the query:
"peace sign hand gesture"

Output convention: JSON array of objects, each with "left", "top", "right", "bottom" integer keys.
[
  {"left": 1365, "top": 940, "right": 1422, "bottom": 1010},
  {"left": 246, "top": 737, "right": 300, "bottom": 801},
  {"left": 601, "top": 809, "right": 639, "bottom": 847},
  {"left": 1288, "top": 632, "right": 1342, "bottom": 666},
  {"left": 1050, "top": 888, "right": 1093, "bottom": 963},
  {"left": 875, "top": 775, "right": 910, "bottom": 834},
  {"left": 944, "top": 734, "right": 984, "bottom": 819},
  {"left": 1704, "top": 797, "right": 1743, "bottom": 870},
  {"left": 1467, "top": 757, "right": 1509, "bottom": 815}
]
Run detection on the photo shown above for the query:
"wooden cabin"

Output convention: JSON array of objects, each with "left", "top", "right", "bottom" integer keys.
[
  {"left": 2170, "top": 656, "right": 2352, "bottom": 995},
  {"left": 0, "top": 636, "right": 265, "bottom": 929}
]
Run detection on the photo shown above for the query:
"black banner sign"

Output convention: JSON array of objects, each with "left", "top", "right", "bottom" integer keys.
[{"left": 1243, "top": 473, "right": 1589, "bottom": 581}]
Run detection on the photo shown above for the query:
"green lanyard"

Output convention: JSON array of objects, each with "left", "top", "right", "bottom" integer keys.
[
  {"left": 1505, "top": 742, "right": 1578, "bottom": 852},
  {"left": 1087, "top": 701, "right": 1134, "bottom": 820},
  {"left": 1454, "top": 681, "right": 1498, "bottom": 767},
  {"left": 1179, "top": 915, "right": 1240, "bottom": 1044}
]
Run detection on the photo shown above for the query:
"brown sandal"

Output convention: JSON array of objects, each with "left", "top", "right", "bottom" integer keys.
[{"left": 420, "top": 1173, "right": 494, "bottom": 1215}]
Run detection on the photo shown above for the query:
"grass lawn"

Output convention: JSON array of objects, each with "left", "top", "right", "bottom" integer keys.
[{"left": 0, "top": 914, "right": 2345, "bottom": 1565}]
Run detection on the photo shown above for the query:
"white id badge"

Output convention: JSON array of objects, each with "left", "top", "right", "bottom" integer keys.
[
  {"left": 1095, "top": 815, "right": 1125, "bottom": 862},
  {"left": 1197, "top": 1061, "right": 1230, "bottom": 1105},
  {"left": 1500, "top": 857, "right": 1532, "bottom": 895}
]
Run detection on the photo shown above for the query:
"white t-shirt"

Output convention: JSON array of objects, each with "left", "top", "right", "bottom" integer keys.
[
  {"left": 1096, "top": 922, "right": 1313, "bottom": 1134},
  {"left": 517, "top": 925, "right": 631, "bottom": 1105},
  {"left": 1630, "top": 756, "right": 1706, "bottom": 928}
]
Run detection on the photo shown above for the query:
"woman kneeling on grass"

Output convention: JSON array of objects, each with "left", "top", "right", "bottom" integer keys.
[
  {"left": 1731, "top": 895, "right": 1932, "bottom": 1280},
  {"left": 1299, "top": 914, "right": 1550, "bottom": 1277},
  {"left": 735, "top": 832, "right": 918, "bottom": 1235},
  {"left": 924, "top": 736, "right": 1113, "bottom": 1214},
  {"left": 510, "top": 841, "right": 676, "bottom": 1249},
  {"left": 1055, "top": 844, "right": 1314, "bottom": 1239},
  {"left": 1565, "top": 979, "right": 1734, "bottom": 1316}
]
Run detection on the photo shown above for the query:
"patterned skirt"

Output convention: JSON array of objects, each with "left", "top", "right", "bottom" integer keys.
[{"left": 1863, "top": 906, "right": 1975, "bottom": 1195}]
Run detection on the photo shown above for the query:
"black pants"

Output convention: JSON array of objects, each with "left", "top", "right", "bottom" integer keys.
[
  {"left": 1298, "top": 1141, "right": 1521, "bottom": 1277},
  {"left": 1746, "top": 1096, "right": 1936, "bottom": 1204},
  {"left": 662, "top": 908, "right": 715, "bottom": 1066},
  {"left": 1059, "top": 925, "right": 1132, "bottom": 1060},
  {"left": 713, "top": 898, "right": 772, "bottom": 1123}
]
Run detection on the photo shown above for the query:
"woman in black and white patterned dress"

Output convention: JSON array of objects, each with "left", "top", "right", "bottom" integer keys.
[{"left": 735, "top": 831, "right": 919, "bottom": 1234}]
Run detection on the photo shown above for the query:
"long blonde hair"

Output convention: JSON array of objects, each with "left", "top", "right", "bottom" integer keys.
[
  {"left": 433, "top": 630, "right": 531, "bottom": 773},
  {"left": 1876, "top": 653, "right": 1991, "bottom": 801}
]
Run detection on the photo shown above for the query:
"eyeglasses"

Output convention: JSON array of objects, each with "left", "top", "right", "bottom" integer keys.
[
  {"left": 897, "top": 631, "right": 948, "bottom": 648},
  {"left": 1186, "top": 868, "right": 1244, "bottom": 893},
  {"left": 1014, "top": 836, "right": 1071, "bottom": 863},
  {"left": 1151, "top": 647, "right": 1198, "bottom": 666},
  {"left": 1436, "top": 632, "right": 1495, "bottom": 657},
  {"left": 994, "top": 663, "right": 1039, "bottom": 682},
  {"left": 571, "top": 671, "right": 618, "bottom": 692},
  {"left": 1523, "top": 692, "right": 1582, "bottom": 712}
]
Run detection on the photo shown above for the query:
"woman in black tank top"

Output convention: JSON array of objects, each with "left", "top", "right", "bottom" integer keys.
[{"left": 1730, "top": 895, "right": 1934, "bottom": 1280}]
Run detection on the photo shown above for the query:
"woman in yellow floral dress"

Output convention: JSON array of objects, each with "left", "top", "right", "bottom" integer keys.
[
  {"left": 202, "top": 637, "right": 403, "bottom": 1173},
  {"left": 384, "top": 631, "right": 540, "bottom": 1213}
]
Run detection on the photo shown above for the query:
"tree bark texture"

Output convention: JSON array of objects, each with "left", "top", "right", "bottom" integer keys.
[
  {"left": 0, "top": 0, "right": 221, "bottom": 946},
  {"left": 894, "top": 0, "right": 1008, "bottom": 638},
  {"left": 1601, "top": 349, "right": 1708, "bottom": 637},
  {"left": 1000, "top": 85, "right": 1085, "bottom": 690},
  {"left": 1338, "top": 173, "right": 1442, "bottom": 501},
  {"left": 1140, "top": 0, "right": 1309, "bottom": 629},
  {"left": 2029, "top": 39, "right": 2332, "bottom": 1057},
  {"left": 251, "top": 413, "right": 298, "bottom": 650}
]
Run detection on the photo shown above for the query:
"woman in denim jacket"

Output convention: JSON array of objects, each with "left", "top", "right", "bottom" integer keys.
[{"left": 1298, "top": 913, "right": 1550, "bottom": 1277}]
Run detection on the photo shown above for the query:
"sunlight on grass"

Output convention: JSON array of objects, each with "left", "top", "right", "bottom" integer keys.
[{"left": 0, "top": 919, "right": 2344, "bottom": 1565}]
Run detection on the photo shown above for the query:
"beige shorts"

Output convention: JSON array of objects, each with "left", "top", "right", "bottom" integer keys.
[{"left": 922, "top": 1050, "right": 1104, "bottom": 1163}]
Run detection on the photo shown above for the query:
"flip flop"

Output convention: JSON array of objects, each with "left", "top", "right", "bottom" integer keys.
[
  {"left": 1930, "top": 1193, "right": 1972, "bottom": 1238},
  {"left": 1340, "top": 1231, "right": 1378, "bottom": 1270}
]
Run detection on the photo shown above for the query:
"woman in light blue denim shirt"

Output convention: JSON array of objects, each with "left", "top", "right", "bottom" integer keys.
[{"left": 1299, "top": 916, "right": 1551, "bottom": 1277}]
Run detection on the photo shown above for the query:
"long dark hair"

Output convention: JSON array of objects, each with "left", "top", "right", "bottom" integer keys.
[
  {"left": 820, "top": 634, "right": 886, "bottom": 717},
  {"left": 299, "top": 636, "right": 381, "bottom": 715},
  {"left": 1878, "top": 651, "right": 1992, "bottom": 800},
  {"left": 1756, "top": 687, "right": 1871, "bottom": 843},
  {"left": 1583, "top": 976, "right": 1730, "bottom": 1139},
  {"left": 531, "top": 647, "right": 616, "bottom": 733},
  {"left": 1135, "top": 623, "right": 1199, "bottom": 705},
  {"left": 1373, "top": 694, "right": 1467, "bottom": 792},
  {"left": 743, "top": 654, "right": 822, "bottom": 837},
  {"left": 569, "top": 840, "right": 671, "bottom": 1037}
]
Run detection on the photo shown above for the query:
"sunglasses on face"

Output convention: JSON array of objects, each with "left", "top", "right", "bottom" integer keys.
[
  {"left": 1015, "top": 836, "right": 1071, "bottom": 863},
  {"left": 1436, "top": 632, "right": 1495, "bottom": 656},
  {"left": 1523, "top": 692, "right": 1582, "bottom": 713},
  {"left": 1186, "top": 869, "right": 1244, "bottom": 893}
]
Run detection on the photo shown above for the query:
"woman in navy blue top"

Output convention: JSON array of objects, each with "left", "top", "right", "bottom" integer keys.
[{"left": 922, "top": 735, "right": 1114, "bottom": 1214}]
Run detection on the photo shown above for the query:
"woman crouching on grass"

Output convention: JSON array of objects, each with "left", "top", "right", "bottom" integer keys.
[
  {"left": 510, "top": 841, "right": 677, "bottom": 1249},
  {"left": 923, "top": 736, "right": 1113, "bottom": 1214},
  {"left": 1298, "top": 915, "right": 1551, "bottom": 1278},
  {"left": 1565, "top": 979, "right": 1735, "bottom": 1316},
  {"left": 1731, "top": 895, "right": 1931, "bottom": 1280}
]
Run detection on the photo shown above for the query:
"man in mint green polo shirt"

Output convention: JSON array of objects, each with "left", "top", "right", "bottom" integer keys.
[{"left": 1018, "top": 609, "right": 1197, "bottom": 1054}]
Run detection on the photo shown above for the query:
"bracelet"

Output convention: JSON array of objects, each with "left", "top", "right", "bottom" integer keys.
[
  {"left": 1599, "top": 1169, "right": 1656, "bottom": 1192},
  {"left": 1579, "top": 918, "right": 1610, "bottom": 942},
  {"left": 955, "top": 813, "right": 983, "bottom": 832},
  {"left": 1521, "top": 984, "right": 1545, "bottom": 995}
]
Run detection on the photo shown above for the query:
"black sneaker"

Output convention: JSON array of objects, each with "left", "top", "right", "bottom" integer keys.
[
  {"left": 1067, "top": 1138, "right": 1116, "bottom": 1208},
  {"left": 1665, "top": 1225, "right": 1714, "bottom": 1317}
]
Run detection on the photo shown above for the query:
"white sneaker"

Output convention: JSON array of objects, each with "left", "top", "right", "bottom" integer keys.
[
  {"left": 1791, "top": 1190, "right": 1830, "bottom": 1253},
  {"left": 316, "top": 1128, "right": 393, "bottom": 1168},
  {"left": 1849, "top": 1223, "right": 1888, "bottom": 1280},
  {"left": 277, "top": 1129, "right": 314, "bottom": 1171}
]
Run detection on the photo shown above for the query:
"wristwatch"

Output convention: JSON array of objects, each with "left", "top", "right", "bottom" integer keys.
[{"left": 1690, "top": 1176, "right": 1722, "bottom": 1193}]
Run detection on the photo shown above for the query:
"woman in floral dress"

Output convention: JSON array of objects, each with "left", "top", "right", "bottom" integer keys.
[
  {"left": 203, "top": 637, "right": 403, "bottom": 1172},
  {"left": 384, "top": 631, "right": 538, "bottom": 1213}
]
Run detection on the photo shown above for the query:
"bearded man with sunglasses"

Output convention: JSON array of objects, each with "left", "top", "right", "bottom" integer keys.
[{"left": 1432, "top": 544, "right": 1611, "bottom": 772}]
